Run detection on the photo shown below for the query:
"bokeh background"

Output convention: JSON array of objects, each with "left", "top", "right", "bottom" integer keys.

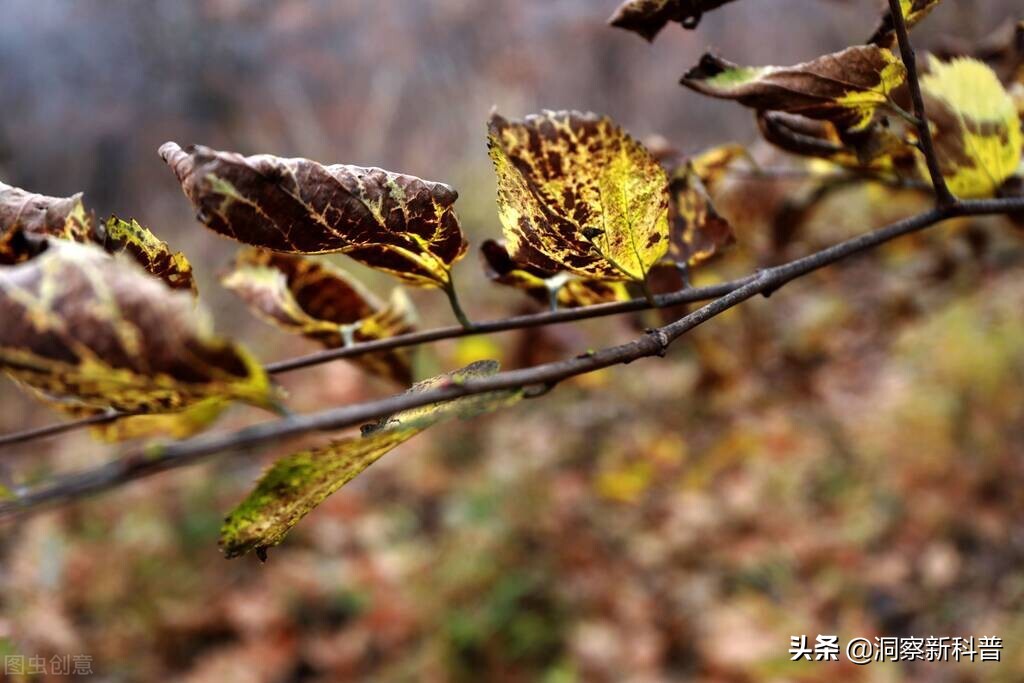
[{"left": 1, "top": 0, "right": 1023, "bottom": 681}]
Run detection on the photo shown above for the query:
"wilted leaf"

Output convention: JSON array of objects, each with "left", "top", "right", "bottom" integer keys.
[
  {"left": 667, "top": 165, "right": 735, "bottom": 268},
  {"left": 0, "top": 181, "right": 94, "bottom": 264},
  {"left": 480, "top": 239, "right": 628, "bottom": 309},
  {"left": 919, "top": 57, "right": 1023, "bottom": 198},
  {"left": 0, "top": 241, "right": 275, "bottom": 416},
  {"left": 609, "top": 0, "right": 739, "bottom": 40},
  {"left": 102, "top": 216, "right": 196, "bottom": 294},
  {"left": 222, "top": 249, "right": 416, "bottom": 385},
  {"left": 221, "top": 360, "right": 521, "bottom": 558},
  {"left": 869, "top": 0, "right": 943, "bottom": 48},
  {"left": 159, "top": 142, "right": 467, "bottom": 288},
  {"left": 488, "top": 110, "right": 669, "bottom": 283},
  {"left": 681, "top": 46, "right": 908, "bottom": 132}
]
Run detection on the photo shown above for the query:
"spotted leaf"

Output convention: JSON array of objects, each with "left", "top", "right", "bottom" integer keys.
[
  {"left": 488, "top": 110, "right": 669, "bottom": 283},
  {"left": 101, "top": 216, "right": 196, "bottom": 294},
  {"left": 480, "top": 239, "right": 628, "bottom": 309},
  {"left": 609, "top": 0, "right": 739, "bottom": 40},
  {"left": 667, "top": 164, "right": 735, "bottom": 268},
  {"left": 220, "top": 360, "right": 521, "bottom": 558},
  {"left": 0, "top": 241, "right": 275, "bottom": 417},
  {"left": 919, "top": 57, "right": 1023, "bottom": 198},
  {"left": 681, "top": 46, "right": 907, "bottom": 133},
  {"left": 0, "top": 181, "right": 94, "bottom": 264},
  {"left": 160, "top": 142, "right": 467, "bottom": 289},
  {"left": 221, "top": 249, "right": 416, "bottom": 386}
]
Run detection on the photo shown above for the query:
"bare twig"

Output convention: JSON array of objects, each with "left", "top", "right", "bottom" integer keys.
[
  {"left": 887, "top": 0, "right": 956, "bottom": 206},
  {"left": 2, "top": 196, "right": 1021, "bottom": 517}
]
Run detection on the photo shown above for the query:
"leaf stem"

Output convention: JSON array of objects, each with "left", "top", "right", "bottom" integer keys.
[{"left": 442, "top": 278, "right": 474, "bottom": 329}]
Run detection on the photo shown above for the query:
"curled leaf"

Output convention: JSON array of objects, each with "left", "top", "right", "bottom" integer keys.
[
  {"left": 609, "top": 0, "right": 738, "bottom": 40},
  {"left": 0, "top": 182, "right": 94, "bottom": 264},
  {"left": 919, "top": 57, "right": 1023, "bottom": 198},
  {"left": 480, "top": 239, "right": 628, "bottom": 309},
  {"left": 102, "top": 216, "right": 196, "bottom": 294},
  {"left": 488, "top": 110, "right": 669, "bottom": 282},
  {"left": 681, "top": 46, "right": 908, "bottom": 132},
  {"left": 160, "top": 142, "right": 467, "bottom": 288},
  {"left": 667, "top": 164, "right": 735, "bottom": 268},
  {"left": 221, "top": 249, "right": 416, "bottom": 385},
  {"left": 869, "top": 0, "right": 943, "bottom": 48},
  {"left": 0, "top": 241, "right": 275, "bottom": 415},
  {"left": 221, "top": 360, "right": 521, "bottom": 558}
]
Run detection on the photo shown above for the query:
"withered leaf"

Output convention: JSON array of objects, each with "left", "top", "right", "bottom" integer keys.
[
  {"left": 919, "top": 57, "right": 1023, "bottom": 198},
  {"left": 221, "top": 249, "right": 416, "bottom": 386},
  {"left": 869, "top": 0, "right": 943, "bottom": 48},
  {"left": 667, "top": 163, "right": 735, "bottom": 268},
  {"left": 681, "top": 46, "right": 908, "bottom": 133},
  {"left": 0, "top": 181, "right": 94, "bottom": 264},
  {"left": 0, "top": 241, "right": 275, "bottom": 416},
  {"left": 221, "top": 360, "right": 521, "bottom": 558},
  {"left": 609, "top": 0, "right": 739, "bottom": 40},
  {"left": 102, "top": 216, "right": 196, "bottom": 294},
  {"left": 488, "top": 110, "right": 669, "bottom": 283},
  {"left": 160, "top": 142, "right": 467, "bottom": 288},
  {"left": 480, "top": 239, "right": 628, "bottom": 309}
]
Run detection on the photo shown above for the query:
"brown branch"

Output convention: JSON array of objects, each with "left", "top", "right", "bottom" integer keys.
[
  {"left": 2, "top": 196, "right": 1021, "bottom": 518},
  {"left": 887, "top": 0, "right": 956, "bottom": 207}
]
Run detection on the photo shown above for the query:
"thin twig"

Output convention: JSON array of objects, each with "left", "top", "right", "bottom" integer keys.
[
  {"left": 2, "top": 196, "right": 1020, "bottom": 517},
  {"left": 887, "top": 0, "right": 956, "bottom": 206}
]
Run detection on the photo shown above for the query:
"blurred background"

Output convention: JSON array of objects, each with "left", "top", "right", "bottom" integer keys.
[{"left": 1, "top": 0, "right": 1023, "bottom": 680}]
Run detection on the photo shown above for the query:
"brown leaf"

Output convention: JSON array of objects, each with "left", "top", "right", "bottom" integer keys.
[
  {"left": 222, "top": 249, "right": 416, "bottom": 385},
  {"left": 101, "top": 216, "right": 197, "bottom": 294},
  {"left": 159, "top": 142, "right": 468, "bottom": 288},
  {"left": 667, "top": 166, "right": 735, "bottom": 268},
  {"left": 681, "top": 46, "right": 907, "bottom": 132},
  {"left": 609, "top": 0, "right": 739, "bottom": 41},
  {"left": 0, "top": 181, "right": 94, "bottom": 264},
  {"left": 869, "top": 0, "right": 944, "bottom": 48}
]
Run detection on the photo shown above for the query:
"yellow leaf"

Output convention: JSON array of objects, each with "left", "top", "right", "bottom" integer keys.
[
  {"left": 102, "top": 216, "right": 196, "bottom": 294},
  {"left": 920, "top": 57, "right": 1023, "bottom": 198},
  {"left": 488, "top": 110, "right": 669, "bottom": 282}
]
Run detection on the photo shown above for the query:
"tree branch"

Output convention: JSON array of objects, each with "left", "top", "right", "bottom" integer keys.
[
  {"left": 2, "top": 196, "right": 1021, "bottom": 518},
  {"left": 887, "top": 0, "right": 956, "bottom": 207}
]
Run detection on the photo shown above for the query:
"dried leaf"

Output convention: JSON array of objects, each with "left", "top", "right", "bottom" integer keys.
[
  {"left": 609, "top": 0, "right": 739, "bottom": 40},
  {"left": 0, "top": 182, "right": 94, "bottom": 264},
  {"left": 869, "top": 0, "right": 944, "bottom": 48},
  {"left": 920, "top": 57, "right": 1023, "bottom": 198},
  {"left": 159, "top": 142, "right": 467, "bottom": 288},
  {"left": 480, "top": 239, "right": 628, "bottom": 309},
  {"left": 0, "top": 241, "right": 275, "bottom": 415},
  {"left": 221, "top": 360, "right": 521, "bottom": 558},
  {"left": 488, "top": 110, "right": 669, "bottom": 283},
  {"left": 681, "top": 46, "right": 907, "bottom": 132},
  {"left": 221, "top": 249, "right": 416, "bottom": 385},
  {"left": 667, "top": 165, "right": 735, "bottom": 268},
  {"left": 102, "top": 216, "right": 196, "bottom": 294}
]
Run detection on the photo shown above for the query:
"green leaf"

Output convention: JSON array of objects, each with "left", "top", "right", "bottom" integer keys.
[
  {"left": 920, "top": 57, "right": 1023, "bottom": 198},
  {"left": 160, "top": 142, "right": 468, "bottom": 288},
  {"left": 488, "top": 110, "right": 669, "bottom": 283},
  {"left": 0, "top": 241, "right": 276, "bottom": 418},
  {"left": 221, "top": 249, "right": 417, "bottom": 386},
  {"left": 220, "top": 360, "right": 521, "bottom": 559},
  {"left": 681, "top": 46, "right": 908, "bottom": 133}
]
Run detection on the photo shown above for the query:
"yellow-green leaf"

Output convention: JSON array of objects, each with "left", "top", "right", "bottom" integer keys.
[
  {"left": 220, "top": 360, "right": 521, "bottom": 558},
  {"left": 0, "top": 241, "right": 276, "bottom": 416},
  {"left": 480, "top": 239, "right": 629, "bottom": 309},
  {"left": 919, "top": 57, "right": 1023, "bottom": 198},
  {"left": 160, "top": 142, "right": 468, "bottom": 288},
  {"left": 102, "top": 216, "right": 196, "bottom": 294},
  {"left": 488, "top": 110, "right": 669, "bottom": 283},
  {"left": 681, "top": 46, "right": 907, "bottom": 133},
  {"left": 0, "top": 182, "right": 94, "bottom": 264},
  {"left": 221, "top": 249, "right": 417, "bottom": 385}
]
